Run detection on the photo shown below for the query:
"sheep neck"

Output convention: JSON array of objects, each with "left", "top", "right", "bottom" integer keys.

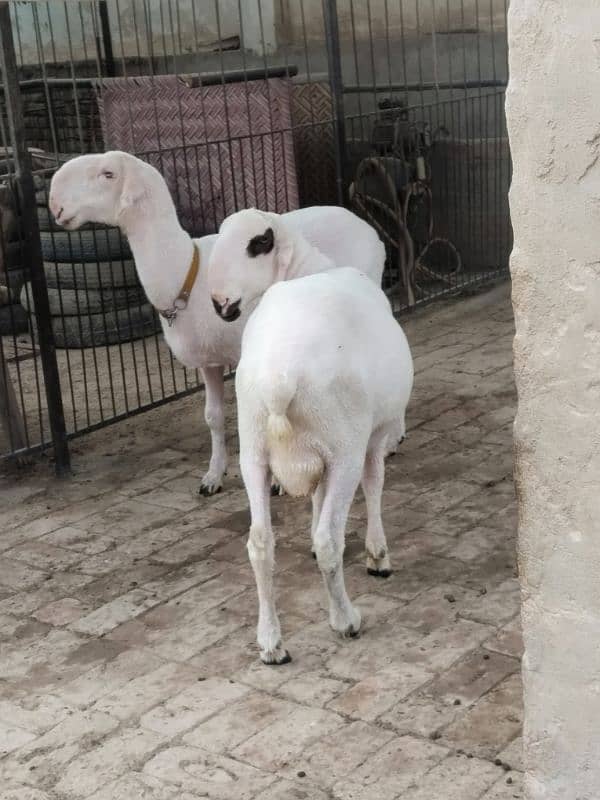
[
  {"left": 284, "top": 236, "right": 334, "bottom": 280},
  {"left": 120, "top": 199, "right": 195, "bottom": 311}
]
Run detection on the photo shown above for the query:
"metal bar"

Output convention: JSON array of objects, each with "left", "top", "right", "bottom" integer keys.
[
  {"left": 0, "top": 3, "right": 70, "bottom": 475},
  {"left": 0, "top": 65, "right": 299, "bottom": 92},
  {"left": 98, "top": 0, "right": 116, "bottom": 77},
  {"left": 343, "top": 79, "right": 507, "bottom": 94},
  {"left": 322, "top": 0, "right": 347, "bottom": 206}
]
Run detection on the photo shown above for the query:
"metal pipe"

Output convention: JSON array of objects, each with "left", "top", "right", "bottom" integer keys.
[
  {"left": 0, "top": 64, "right": 299, "bottom": 91},
  {"left": 0, "top": 4, "right": 71, "bottom": 476},
  {"left": 322, "top": 0, "right": 347, "bottom": 206},
  {"left": 98, "top": 0, "right": 116, "bottom": 77},
  {"left": 343, "top": 79, "right": 507, "bottom": 94}
]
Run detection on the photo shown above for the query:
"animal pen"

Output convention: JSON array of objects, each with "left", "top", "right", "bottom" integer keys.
[{"left": 0, "top": 0, "right": 511, "bottom": 471}]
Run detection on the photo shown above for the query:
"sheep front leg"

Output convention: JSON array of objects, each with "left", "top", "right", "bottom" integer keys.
[
  {"left": 241, "top": 456, "right": 290, "bottom": 666},
  {"left": 313, "top": 464, "right": 362, "bottom": 638},
  {"left": 199, "top": 366, "right": 228, "bottom": 496},
  {"left": 362, "top": 439, "right": 392, "bottom": 577}
]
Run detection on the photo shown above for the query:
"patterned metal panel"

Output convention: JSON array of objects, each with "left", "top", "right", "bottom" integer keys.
[{"left": 95, "top": 75, "right": 299, "bottom": 235}]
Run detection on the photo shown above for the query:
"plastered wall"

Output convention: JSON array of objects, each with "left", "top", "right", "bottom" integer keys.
[{"left": 506, "top": 2, "right": 600, "bottom": 798}]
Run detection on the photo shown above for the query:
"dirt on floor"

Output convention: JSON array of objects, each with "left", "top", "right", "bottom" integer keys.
[{"left": 0, "top": 281, "right": 522, "bottom": 800}]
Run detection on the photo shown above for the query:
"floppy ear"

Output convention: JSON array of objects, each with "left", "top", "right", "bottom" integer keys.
[
  {"left": 259, "top": 212, "right": 294, "bottom": 280},
  {"left": 112, "top": 154, "right": 146, "bottom": 215}
]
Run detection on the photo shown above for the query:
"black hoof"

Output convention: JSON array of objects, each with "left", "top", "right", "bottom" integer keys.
[
  {"left": 270, "top": 483, "right": 283, "bottom": 497},
  {"left": 367, "top": 568, "right": 392, "bottom": 578},
  {"left": 198, "top": 484, "right": 222, "bottom": 497},
  {"left": 311, "top": 550, "right": 317, "bottom": 560},
  {"left": 262, "top": 650, "right": 292, "bottom": 666},
  {"left": 345, "top": 626, "right": 361, "bottom": 639}
]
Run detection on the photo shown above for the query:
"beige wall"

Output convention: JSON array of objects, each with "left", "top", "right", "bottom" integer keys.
[
  {"left": 12, "top": 0, "right": 506, "bottom": 65},
  {"left": 11, "top": 0, "right": 276, "bottom": 64},
  {"left": 506, "top": 1, "right": 600, "bottom": 798},
  {"left": 282, "top": 0, "right": 508, "bottom": 42}
]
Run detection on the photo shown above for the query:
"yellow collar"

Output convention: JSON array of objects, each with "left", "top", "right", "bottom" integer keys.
[{"left": 157, "top": 243, "right": 199, "bottom": 327}]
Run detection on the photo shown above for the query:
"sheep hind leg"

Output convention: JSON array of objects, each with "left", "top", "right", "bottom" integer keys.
[
  {"left": 362, "top": 435, "right": 392, "bottom": 577},
  {"left": 310, "top": 480, "right": 325, "bottom": 560},
  {"left": 384, "top": 419, "right": 406, "bottom": 459},
  {"left": 199, "top": 366, "right": 228, "bottom": 496},
  {"left": 313, "top": 463, "right": 362, "bottom": 638},
  {"left": 241, "top": 456, "right": 290, "bottom": 666}
]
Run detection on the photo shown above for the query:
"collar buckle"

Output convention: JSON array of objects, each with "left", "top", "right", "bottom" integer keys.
[{"left": 155, "top": 244, "right": 199, "bottom": 329}]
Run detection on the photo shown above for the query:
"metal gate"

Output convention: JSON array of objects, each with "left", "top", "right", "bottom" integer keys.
[{"left": 0, "top": 0, "right": 511, "bottom": 471}]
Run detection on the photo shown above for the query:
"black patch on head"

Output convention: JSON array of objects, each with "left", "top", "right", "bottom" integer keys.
[{"left": 246, "top": 227, "right": 274, "bottom": 258}]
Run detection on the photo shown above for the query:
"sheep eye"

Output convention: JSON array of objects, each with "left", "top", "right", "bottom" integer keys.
[
  {"left": 247, "top": 227, "right": 274, "bottom": 258},
  {"left": 102, "top": 170, "right": 114, "bottom": 179}
]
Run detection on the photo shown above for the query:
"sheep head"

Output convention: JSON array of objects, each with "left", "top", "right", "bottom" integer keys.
[
  {"left": 49, "top": 151, "right": 152, "bottom": 230},
  {"left": 208, "top": 208, "right": 293, "bottom": 322}
]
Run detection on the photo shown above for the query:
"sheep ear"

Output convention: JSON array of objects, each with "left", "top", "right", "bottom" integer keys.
[
  {"left": 119, "top": 170, "right": 146, "bottom": 213},
  {"left": 268, "top": 218, "right": 294, "bottom": 279},
  {"left": 275, "top": 235, "right": 294, "bottom": 279}
]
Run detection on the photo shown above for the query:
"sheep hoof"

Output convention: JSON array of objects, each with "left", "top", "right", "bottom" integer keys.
[
  {"left": 367, "top": 567, "right": 392, "bottom": 578},
  {"left": 198, "top": 481, "right": 223, "bottom": 497},
  {"left": 260, "top": 647, "right": 292, "bottom": 666},
  {"left": 332, "top": 607, "right": 361, "bottom": 638},
  {"left": 311, "top": 550, "right": 317, "bottom": 560},
  {"left": 270, "top": 482, "right": 285, "bottom": 497},
  {"left": 366, "top": 550, "right": 392, "bottom": 577}
]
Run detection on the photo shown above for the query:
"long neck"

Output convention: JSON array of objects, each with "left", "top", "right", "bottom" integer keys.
[
  {"left": 119, "top": 190, "right": 194, "bottom": 310},
  {"left": 283, "top": 232, "right": 335, "bottom": 280}
]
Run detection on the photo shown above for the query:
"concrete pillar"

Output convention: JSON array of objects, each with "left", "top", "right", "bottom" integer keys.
[{"left": 506, "top": 2, "right": 600, "bottom": 798}]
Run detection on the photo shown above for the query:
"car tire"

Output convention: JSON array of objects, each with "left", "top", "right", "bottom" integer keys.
[
  {"left": 20, "top": 283, "right": 147, "bottom": 316},
  {"left": 25, "top": 298, "right": 160, "bottom": 349},
  {"left": 43, "top": 259, "right": 139, "bottom": 291},
  {"left": 0, "top": 302, "right": 29, "bottom": 335},
  {"left": 40, "top": 228, "right": 132, "bottom": 262}
]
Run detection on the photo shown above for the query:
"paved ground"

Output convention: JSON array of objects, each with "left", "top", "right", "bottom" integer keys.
[{"left": 0, "top": 281, "right": 522, "bottom": 800}]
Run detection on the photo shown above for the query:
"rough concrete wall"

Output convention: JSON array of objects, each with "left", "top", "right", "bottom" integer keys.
[
  {"left": 506, "top": 2, "right": 600, "bottom": 799},
  {"left": 10, "top": 0, "right": 272, "bottom": 64},
  {"left": 285, "top": 0, "right": 508, "bottom": 42},
  {"left": 12, "top": 0, "right": 508, "bottom": 63}
]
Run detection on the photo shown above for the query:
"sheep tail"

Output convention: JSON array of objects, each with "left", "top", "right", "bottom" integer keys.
[
  {"left": 265, "top": 372, "right": 296, "bottom": 446},
  {"left": 263, "top": 371, "right": 323, "bottom": 498}
]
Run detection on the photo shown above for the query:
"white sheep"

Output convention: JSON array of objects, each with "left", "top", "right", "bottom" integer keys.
[
  {"left": 49, "top": 151, "right": 386, "bottom": 495},
  {"left": 208, "top": 216, "right": 413, "bottom": 664}
]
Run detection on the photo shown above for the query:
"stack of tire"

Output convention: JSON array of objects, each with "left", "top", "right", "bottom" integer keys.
[
  {"left": 0, "top": 242, "right": 29, "bottom": 337},
  {"left": 0, "top": 179, "right": 34, "bottom": 337},
  {"left": 21, "top": 186, "right": 160, "bottom": 349}
]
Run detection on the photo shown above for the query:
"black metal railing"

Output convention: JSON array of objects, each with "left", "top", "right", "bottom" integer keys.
[{"left": 0, "top": 0, "right": 511, "bottom": 471}]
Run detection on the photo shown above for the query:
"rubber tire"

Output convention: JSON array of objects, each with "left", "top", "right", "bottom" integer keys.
[
  {"left": 20, "top": 282, "right": 147, "bottom": 316},
  {"left": 26, "top": 302, "right": 161, "bottom": 349},
  {"left": 40, "top": 228, "right": 132, "bottom": 263},
  {"left": 36, "top": 206, "right": 108, "bottom": 234},
  {"left": 43, "top": 259, "right": 139, "bottom": 291},
  {"left": 2, "top": 267, "right": 29, "bottom": 303},
  {"left": 1, "top": 240, "right": 24, "bottom": 271},
  {"left": 0, "top": 302, "right": 28, "bottom": 335}
]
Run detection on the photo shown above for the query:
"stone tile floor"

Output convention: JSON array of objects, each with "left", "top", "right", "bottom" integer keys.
[{"left": 0, "top": 281, "right": 522, "bottom": 800}]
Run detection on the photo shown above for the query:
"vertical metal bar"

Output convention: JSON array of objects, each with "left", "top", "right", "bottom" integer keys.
[
  {"left": 98, "top": 0, "right": 116, "bottom": 77},
  {"left": 322, "top": 0, "right": 347, "bottom": 206},
  {"left": 0, "top": 4, "right": 70, "bottom": 475}
]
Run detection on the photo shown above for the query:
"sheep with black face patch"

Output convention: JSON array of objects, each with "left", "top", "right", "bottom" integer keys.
[{"left": 49, "top": 152, "right": 386, "bottom": 495}]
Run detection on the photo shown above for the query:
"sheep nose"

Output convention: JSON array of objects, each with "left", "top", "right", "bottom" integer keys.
[
  {"left": 211, "top": 295, "right": 242, "bottom": 322},
  {"left": 49, "top": 200, "right": 63, "bottom": 221},
  {"left": 211, "top": 294, "right": 228, "bottom": 315}
]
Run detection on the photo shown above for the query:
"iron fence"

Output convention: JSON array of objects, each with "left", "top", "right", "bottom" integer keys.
[{"left": 0, "top": 0, "right": 512, "bottom": 471}]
